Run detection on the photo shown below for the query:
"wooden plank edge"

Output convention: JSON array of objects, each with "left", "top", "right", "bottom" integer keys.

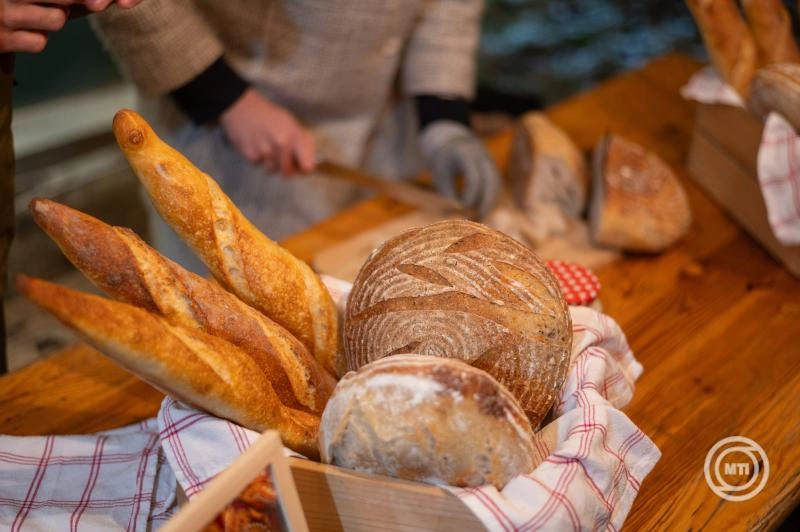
[
  {"left": 289, "top": 458, "right": 487, "bottom": 532},
  {"left": 686, "top": 128, "right": 800, "bottom": 278}
]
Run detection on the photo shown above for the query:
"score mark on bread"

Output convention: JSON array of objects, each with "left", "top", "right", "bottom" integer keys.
[{"left": 344, "top": 220, "right": 572, "bottom": 427}]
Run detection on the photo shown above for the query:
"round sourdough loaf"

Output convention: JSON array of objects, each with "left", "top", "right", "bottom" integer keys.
[
  {"left": 344, "top": 219, "right": 572, "bottom": 427},
  {"left": 319, "top": 354, "right": 536, "bottom": 489}
]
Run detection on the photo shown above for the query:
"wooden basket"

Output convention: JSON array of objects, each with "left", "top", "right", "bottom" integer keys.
[{"left": 686, "top": 103, "right": 800, "bottom": 277}]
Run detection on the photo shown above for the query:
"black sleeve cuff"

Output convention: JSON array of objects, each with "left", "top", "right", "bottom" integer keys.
[
  {"left": 414, "top": 95, "right": 471, "bottom": 131},
  {"left": 169, "top": 57, "right": 249, "bottom": 125}
]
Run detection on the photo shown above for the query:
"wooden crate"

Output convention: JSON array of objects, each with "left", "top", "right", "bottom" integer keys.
[
  {"left": 686, "top": 103, "right": 800, "bottom": 277},
  {"left": 165, "top": 431, "right": 486, "bottom": 531}
]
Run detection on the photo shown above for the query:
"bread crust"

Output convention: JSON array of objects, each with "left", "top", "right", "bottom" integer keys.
[
  {"left": 742, "top": 0, "right": 800, "bottom": 65},
  {"left": 319, "top": 354, "right": 537, "bottom": 489},
  {"left": 344, "top": 220, "right": 572, "bottom": 427},
  {"left": 17, "top": 275, "right": 320, "bottom": 458},
  {"left": 686, "top": 0, "right": 759, "bottom": 97},
  {"left": 29, "top": 198, "right": 335, "bottom": 414},
  {"left": 508, "top": 112, "right": 588, "bottom": 218},
  {"left": 112, "top": 109, "right": 340, "bottom": 377},
  {"left": 589, "top": 135, "right": 691, "bottom": 253},
  {"left": 750, "top": 63, "right": 800, "bottom": 132}
]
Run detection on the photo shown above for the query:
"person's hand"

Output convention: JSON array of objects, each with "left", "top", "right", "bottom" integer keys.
[
  {"left": 420, "top": 120, "right": 501, "bottom": 218},
  {"left": 0, "top": 0, "right": 144, "bottom": 53},
  {"left": 220, "top": 88, "right": 316, "bottom": 176}
]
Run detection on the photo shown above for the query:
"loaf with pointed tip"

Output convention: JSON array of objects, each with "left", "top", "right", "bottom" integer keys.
[
  {"left": 343, "top": 219, "right": 572, "bottom": 427},
  {"left": 111, "top": 109, "right": 340, "bottom": 376},
  {"left": 685, "top": 0, "right": 759, "bottom": 98},
  {"left": 16, "top": 275, "right": 320, "bottom": 459},
  {"left": 28, "top": 198, "right": 335, "bottom": 415},
  {"left": 742, "top": 0, "right": 800, "bottom": 65}
]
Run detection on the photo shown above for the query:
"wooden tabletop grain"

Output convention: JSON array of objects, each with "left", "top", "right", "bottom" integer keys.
[{"left": 1, "top": 54, "right": 799, "bottom": 530}]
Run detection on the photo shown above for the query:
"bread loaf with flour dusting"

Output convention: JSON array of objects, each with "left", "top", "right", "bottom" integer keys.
[
  {"left": 343, "top": 220, "right": 572, "bottom": 427},
  {"left": 319, "top": 354, "right": 537, "bottom": 489}
]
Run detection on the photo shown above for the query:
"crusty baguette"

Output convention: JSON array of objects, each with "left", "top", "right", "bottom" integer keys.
[
  {"left": 29, "top": 198, "right": 335, "bottom": 415},
  {"left": 686, "top": 0, "right": 759, "bottom": 97},
  {"left": 742, "top": 0, "right": 800, "bottom": 65},
  {"left": 17, "top": 275, "right": 320, "bottom": 459},
  {"left": 111, "top": 109, "right": 340, "bottom": 376}
]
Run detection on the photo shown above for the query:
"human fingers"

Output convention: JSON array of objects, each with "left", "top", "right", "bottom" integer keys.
[
  {"left": 0, "top": 29, "right": 48, "bottom": 53},
  {"left": 114, "top": 0, "right": 143, "bottom": 8},
  {"left": 3, "top": 3, "right": 67, "bottom": 32},
  {"left": 276, "top": 136, "right": 295, "bottom": 176},
  {"left": 82, "top": 0, "right": 115, "bottom": 11},
  {"left": 293, "top": 130, "right": 316, "bottom": 173}
]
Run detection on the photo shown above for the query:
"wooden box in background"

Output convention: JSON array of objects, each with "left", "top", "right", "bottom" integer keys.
[{"left": 686, "top": 103, "right": 800, "bottom": 277}]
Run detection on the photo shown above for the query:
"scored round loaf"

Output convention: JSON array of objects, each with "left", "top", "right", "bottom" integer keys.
[
  {"left": 319, "top": 354, "right": 537, "bottom": 489},
  {"left": 343, "top": 220, "right": 572, "bottom": 427}
]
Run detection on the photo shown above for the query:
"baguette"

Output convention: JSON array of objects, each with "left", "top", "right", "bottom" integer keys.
[
  {"left": 742, "top": 0, "right": 800, "bottom": 65},
  {"left": 29, "top": 198, "right": 335, "bottom": 415},
  {"left": 16, "top": 275, "right": 320, "bottom": 459},
  {"left": 686, "top": 0, "right": 759, "bottom": 97},
  {"left": 111, "top": 109, "right": 340, "bottom": 376}
]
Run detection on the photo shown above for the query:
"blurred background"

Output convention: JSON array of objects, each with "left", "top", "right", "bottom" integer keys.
[{"left": 0, "top": 0, "right": 788, "bottom": 368}]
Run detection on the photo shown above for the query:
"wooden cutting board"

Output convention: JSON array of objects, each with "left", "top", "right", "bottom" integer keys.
[{"left": 312, "top": 211, "right": 620, "bottom": 283}]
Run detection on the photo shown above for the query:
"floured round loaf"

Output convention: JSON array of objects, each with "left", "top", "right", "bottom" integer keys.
[
  {"left": 319, "top": 354, "right": 536, "bottom": 489},
  {"left": 344, "top": 219, "right": 572, "bottom": 427}
]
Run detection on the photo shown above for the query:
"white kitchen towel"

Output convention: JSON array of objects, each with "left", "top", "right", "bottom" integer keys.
[
  {"left": 159, "top": 279, "right": 660, "bottom": 531},
  {"left": 0, "top": 420, "right": 176, "bottom": 532},
  {"left": 682, "top": 66, "right": 800, "bottom": 245}
]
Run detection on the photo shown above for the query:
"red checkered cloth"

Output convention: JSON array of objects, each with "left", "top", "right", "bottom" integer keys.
[
  {"left": 0, "top": 420, "right": 177, "bottom": 531},
  {"left": 546, "top": 260, "right": 601, "bottom": 306},
  {"left": 158, "top": 276, "right": 660, "bottom": 531},
  {"left": 682, "top": 67, "right": 800, "bottom": 245}
]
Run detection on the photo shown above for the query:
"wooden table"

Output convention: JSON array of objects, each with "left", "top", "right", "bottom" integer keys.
[{"left": 2, "top": 54, "right": 799, "bottom": 530}]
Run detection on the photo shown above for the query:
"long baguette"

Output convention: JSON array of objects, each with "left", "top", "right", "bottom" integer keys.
[
  {"left": 17, "top": 275, "right": 320, "bottom": 459},
  {"left": 686, "top": 0, "right": 759, "bottom": 97},
  {"left": 111, "top": 109, "right": 341, "bottom": 376},
  {"left": 742, "top": 0, "right": 800, "bottom": 65},
  {"left": 29, "top": 198, "right": 335, "bottom": 415}
]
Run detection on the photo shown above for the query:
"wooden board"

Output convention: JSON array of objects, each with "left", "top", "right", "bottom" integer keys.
[
  {"left": 313, "top": 211, "right": 619, "bottom": 284},
  {"left": 312, "top": 211, "right": 444, "bottom": 282}
]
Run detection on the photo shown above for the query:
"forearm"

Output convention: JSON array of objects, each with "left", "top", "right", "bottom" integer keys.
[
  {"left": 170, "top": 56, "right": 249, "bottom": 124},
  {"left": 414, "top": 94, "right": 471, "bottom": 130}
]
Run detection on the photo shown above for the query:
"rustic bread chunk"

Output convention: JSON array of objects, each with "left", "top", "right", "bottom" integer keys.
[{"left": 589, "top": 135, "right": 691, "bottom": 253}]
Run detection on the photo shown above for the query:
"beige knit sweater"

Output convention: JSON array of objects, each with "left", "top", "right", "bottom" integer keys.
[{"left": 93, "top": 0, "right": 483, "bottom": 165}]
